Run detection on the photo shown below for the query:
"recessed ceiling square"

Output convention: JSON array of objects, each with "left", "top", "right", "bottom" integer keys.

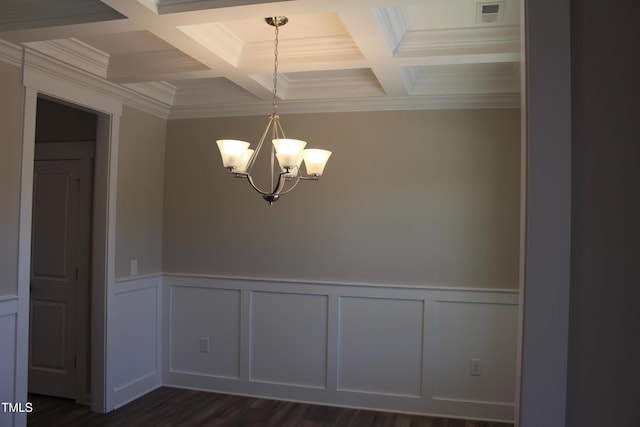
[
  {"left": 171, "top": 77, "right": 261, "bottom": 106},
  {"left": 374, "top": 2, "right": 520, "bottom": 56},
  {"left": 79, "top": 30, "right": 179, "bottom": 55},
  {"left": 402, "top": 63, "right": 520, "bottom": 96},
  {"left": 79, "top": 31, "right": 210, "bottom": 84},
  {"left": 258, "top": 68, "right": 384, "bottom": 100},
  {"left": 179, "top": 12, "right": 362, "bottom": 70}
]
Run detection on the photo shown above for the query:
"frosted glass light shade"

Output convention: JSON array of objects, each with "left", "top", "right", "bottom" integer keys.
[
  {"left": 303, "top": 149, "right": 332, "bottom": 176},
  {"left": 216, "top": 139, "right": 250, "bottom": 169},
  {"left": 272, "top": 138, "right": 307, "bottom": 168},
  {"left": 235, "top": 149, "right": 254, "bottom": 173},
  {"left": 276, "top": 153, "right": 303, "bottom": 177}
]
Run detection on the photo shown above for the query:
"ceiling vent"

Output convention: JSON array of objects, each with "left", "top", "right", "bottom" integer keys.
[{"left": 476, "top": 2, "right": 506, "bottom": 24}]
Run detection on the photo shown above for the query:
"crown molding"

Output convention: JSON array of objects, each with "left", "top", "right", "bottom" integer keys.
[
  {"left": 21, "top": 43, "right": 171, "bottom": 118},
  {"left": 167, "top": 92, "right": 519, "bottom": 120},
  {"left": 178, "top": 22, "right": 244, "bottom": 67},
  {"left": 396, "top": 26, "right": 520, "bottom": 58},
  {"left": 241, "top": 36, "right": 363, "bottom": 71},
  {"left": 403, "top": 62, "right": 521, "bottom": 96},
  {"left": 0, "top": 38, "right": 23, "bottom": 66},
  {"left": 0, "top": 39, "right": 172, "bottom": 118},
  {"left": 374, "top": 6, "right": 406, "bottom": 54},
  {"left": 108, "top": 49, "right": 210, "bottom": 83},
  {"left": 1, "top": 35, "right": 520, "bottom": 121},
  {"left": 25, "top": 38, "right": 109, "bottom": 78},
  {"left": 124, "top": 81, "right": 176, "bottom": 103},
  {"left": 374, "top": 7, "right": 519, "bottom": 59}
]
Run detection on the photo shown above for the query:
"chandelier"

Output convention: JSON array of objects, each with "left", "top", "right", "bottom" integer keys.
[{"left": 215, "top": 16, "right": 332, "bottom": 205}]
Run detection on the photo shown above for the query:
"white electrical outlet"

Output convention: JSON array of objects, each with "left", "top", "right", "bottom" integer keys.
[
  {"left": 130, "top": 259, "right": 138, "bottom": 276},
  {"left": 199, "top": 337, "right": 210, "bottom": 353},
  {"left": 469, "top": 358, "right": 483, "bottom": 376}
]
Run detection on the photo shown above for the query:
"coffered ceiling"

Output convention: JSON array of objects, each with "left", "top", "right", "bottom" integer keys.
[{"left": 0, "top": 0, "right": 521, "bottom": 118}]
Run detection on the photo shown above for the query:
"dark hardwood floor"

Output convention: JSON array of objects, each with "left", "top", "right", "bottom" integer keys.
[{"left": 27, "top": 387, "right": 514, "bottom": 427}]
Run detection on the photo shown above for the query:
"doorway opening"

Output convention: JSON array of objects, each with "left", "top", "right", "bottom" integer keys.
[{"left": 28, "top": 97, "right": 97, "bottom": 405}]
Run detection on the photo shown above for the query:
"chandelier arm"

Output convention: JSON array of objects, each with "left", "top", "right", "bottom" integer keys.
[
  {"left": 244, "top": 174, "right": 276, "bottom": 197},
  {"left": 273, "top": 171, "right": 288, "bottom": 194},
  {"left": 276, "top": 174, "right": 303, "bottom": 195},
  {"left": 243, "top": 171, "right": 289, "bottom": 196},
  {"left": 246, "top": 115, "right": 276, "bottom": 173},
  {"left": 242, "top": 170, "right": 316, "bottom": 196},
  {"left": 270, "top": 139, "right": 276, "bottom": 193},
  {"left": 274, "top": 114, "right": 286, "bottom": 139},
  {"left": 270, "top": 114, "right": 281, "bottom": 193}
]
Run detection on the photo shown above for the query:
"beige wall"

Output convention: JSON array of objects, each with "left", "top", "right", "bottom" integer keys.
[
  {"left": 0, "top": 56, "right": 519, "bottom": 290},
  {"left": 115, "top": 105, "right": 167, "bottom": 278},
  {"left": 0, "top": 61, "right": 23, "bottom": 296},
  {"left": 163, "top": 109, "right": 520, "bottom": 288}
]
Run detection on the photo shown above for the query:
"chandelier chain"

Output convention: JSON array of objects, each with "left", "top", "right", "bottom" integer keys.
[{"left": 272, "top": 23, "right": 279, "bottom": 114}]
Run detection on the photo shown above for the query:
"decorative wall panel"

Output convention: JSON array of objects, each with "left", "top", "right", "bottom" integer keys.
[
  {"left": 250, "top": 291, "right": 328, "bottom": 388},
  {"left": 163, "top": 275, "right": 519, "bottom": 422},
  {"left": 108, "top": 277, "right": 162, "bottom": 408},
  {"left": 433, "top": 301, "right": 518, "bottom": 404},
  {"left": 338, "top": 297, "right": 423, "bottom": 397},
  {"left": 170, "top": 286, "right": 241, "bottom": 379},
  {"left": 0, "top": 298, "right": 18, "bottom": 427}
]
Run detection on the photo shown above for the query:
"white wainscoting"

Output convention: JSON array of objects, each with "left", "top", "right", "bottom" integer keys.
[
  {"left": 163, "top": 275, "right": 518, "bottom": 422},
  {"left": 0, "top": 297, "right": 19, "bottom": 427},
  {"left": 106, "top": 275, "right": 162, "bottom": 410}
]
